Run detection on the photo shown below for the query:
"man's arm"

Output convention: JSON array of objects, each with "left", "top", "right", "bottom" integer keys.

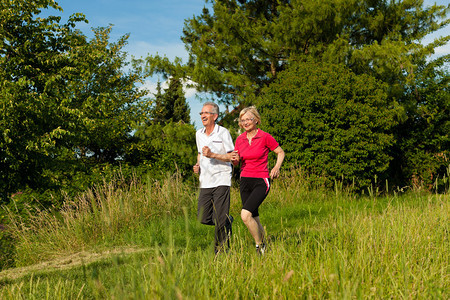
[{"left": 202, "top": 146, "right": 232, "bottom": 162}]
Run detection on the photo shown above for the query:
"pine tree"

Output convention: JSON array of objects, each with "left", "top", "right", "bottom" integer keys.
[
  {"left": 163, "top": 77, "right": 190, "bottom": 123},
  {"left": 151, "top": 77, "right": 190, "bottom": 124},
  {"left": 140, "top": 0, "right": 449, "bottom": 106}
]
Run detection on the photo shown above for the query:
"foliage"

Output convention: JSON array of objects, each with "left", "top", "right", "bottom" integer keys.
[
  {"left": 0, "top": 226, "right": 14, "bottom": 271},
  {"left": 132, "top": 121, "right": 197, "bottom": 176},
  {"left": 66, "top": 26, "right": 149, "bottom": 164},
  {"left": 257, "top": 61, "right": 401, "bottom": 189},
  {"left": 133, "top": 0, "right": 449, "bottom": 189},
  {"left": 139, "top": 0, "right": 449, "bottom": 106},
  {"left": 129, "top": 74, "right": 194, "bottom": 175},
  {"left": 0, "top": 0, "right": 148, "bottom": 207},
  {"left": 1, "top": 0, "right": 80, "bottom": 203},
  {"left": 395, "top": 66, "right": 450, "bottom": 189},
  {"left": 151, "top": 77, "right": 190, "bottom": 124}
]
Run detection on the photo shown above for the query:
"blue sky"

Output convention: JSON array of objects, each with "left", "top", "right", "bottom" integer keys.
[
  {"left": 44, "top": 0, "right": 449, "bottom": 128},
  {"left": 44, "top": 0, "right": 213, "bottom": 128}
]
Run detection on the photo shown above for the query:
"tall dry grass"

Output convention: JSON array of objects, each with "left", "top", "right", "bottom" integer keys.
[
  {"left": 1, "top": 170, "right": 448, "bottom": 299},
  {"left": 7, "top": 173, "right": 197, "bottom": 266}
]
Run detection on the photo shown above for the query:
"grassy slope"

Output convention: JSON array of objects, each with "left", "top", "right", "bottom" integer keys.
[{"left": 0, "top": 174, "right": 448, "bottom": 299}]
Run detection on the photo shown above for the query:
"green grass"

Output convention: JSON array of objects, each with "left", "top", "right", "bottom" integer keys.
[{"left": 0, "top": 173, "right": 448, "bottom": 299}]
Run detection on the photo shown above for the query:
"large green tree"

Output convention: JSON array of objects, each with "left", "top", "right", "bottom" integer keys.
[
  {"left": 137, "top": 0, "right": 449, "bottom": 189},
  {"left": 393, "top": 65, "right": 449, "bottom": 189},
  {"left": 141, "top": 0, "right": 449, "bottom": 105},
  {"left": 130, "top": 77, "right": 195, "bottom": 175},
  {"left": 257, "top": 61, "right": 401, "bottom": 189},
  {"left": 0, "top": 0, "right": 148, "bottom": 204}
]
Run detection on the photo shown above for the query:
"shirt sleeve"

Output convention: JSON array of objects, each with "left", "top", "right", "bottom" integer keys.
[
  {"left": 265, "top": 133, "right": 279, "bottom": 151},
  {"left": 222, "top": 129, "right": 235, "bottom": 153}
]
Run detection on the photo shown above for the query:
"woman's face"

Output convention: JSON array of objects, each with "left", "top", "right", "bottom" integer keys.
[{"left": 240, "top": 112, "right": 257, "bottom": 132}]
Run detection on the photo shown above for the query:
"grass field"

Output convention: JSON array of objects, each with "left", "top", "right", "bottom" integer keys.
[{"left": 0, "top": 173, "right": 448, "bottom": 299}]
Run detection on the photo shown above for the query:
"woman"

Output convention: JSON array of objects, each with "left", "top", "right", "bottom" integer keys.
[{"left": 231, "top": 106, "right": 285, "bottom": 255}]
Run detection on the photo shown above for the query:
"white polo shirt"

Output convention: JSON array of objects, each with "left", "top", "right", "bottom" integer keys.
[{"left": 196, "top": 124, "right": 234, "bottom": 188}]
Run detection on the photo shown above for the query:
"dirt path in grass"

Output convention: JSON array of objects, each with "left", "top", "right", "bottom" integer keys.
[{"left": 0, "top": 246, "right": 149, "bottom": 282}]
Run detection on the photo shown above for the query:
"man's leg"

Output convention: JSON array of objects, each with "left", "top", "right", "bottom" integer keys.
[
  {"left": 198, "top": 188, "right": 214, "bottom": 225},
  {"left": 212, "top": 186, "right": 231, "bottom": 252}
]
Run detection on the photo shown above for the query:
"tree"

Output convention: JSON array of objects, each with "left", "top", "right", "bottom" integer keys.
[
  {"left": 66, "top": 26, "right": 148, "bottom": 164},
  {"left": 394, "top": 65, "right": 449, "bottom": 189},
  {"left": 140, "top": 0, "right": 449, "bottom": 106},
  {"left": 132, "top": 121, "right": 197, "bottom": 176},
  {"left": 138, "top": 0, "right": 448, "bottom": 188},
  {"left": 165, "top": 77, "right": 190, "bottom": 124},
  {"left": 130, "top": 77, "right": 194, "bottom": 175},
  {"left": 1, "top": 0, "right": 83, "bottom": 202},
  {"left": 151, "top": 77, "right": 190, "bottom": 124},
  {"left": 0, "top": 0, "right": 148, "bottom": 205},
  {"left": 257, "top": 61, "right": 401, "bottom": 190}
]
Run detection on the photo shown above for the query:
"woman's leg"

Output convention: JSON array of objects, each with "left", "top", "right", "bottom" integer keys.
[
  {"left": 240, "top": 177, "right": 270, "bottom": 245},
  {"left": 254, "top": 216, "right": 265, "bottom": 242},
  {"left": 241, "top": 209, "right": 264, "bottom": 244}
]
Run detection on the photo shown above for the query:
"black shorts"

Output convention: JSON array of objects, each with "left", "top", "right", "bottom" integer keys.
[{"left": 240, "top": 177, "right": 270, "bottom": 217}]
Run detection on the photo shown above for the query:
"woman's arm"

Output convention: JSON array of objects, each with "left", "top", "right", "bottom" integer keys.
[{"left": 270, "top": 146, "right": 285, "bottom": 179}]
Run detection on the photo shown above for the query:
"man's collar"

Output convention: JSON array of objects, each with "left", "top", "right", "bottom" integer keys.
[{"left": 201, "top": 124, "right": 219, "bottom": 135}]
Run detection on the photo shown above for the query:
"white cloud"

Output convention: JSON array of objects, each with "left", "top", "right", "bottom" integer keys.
[
  {"left": 434, "top": 44, "right": 450, "bottom": 56},
  {"left": 125, "top": 40, "right": 189, "bottom": 62},
  {"left": 139, "top": 77, "right": 198, "bottom": 99},
  {"left": 125, "top": 40, "right": 198, "bottom": 98}
]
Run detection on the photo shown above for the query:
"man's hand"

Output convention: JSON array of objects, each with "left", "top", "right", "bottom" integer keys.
[
  {"left": 202, "top": 146, "right": 213, "bottom": 158},
  {"left": 193, "top": 163, "right": 200, "bottom": 174}
]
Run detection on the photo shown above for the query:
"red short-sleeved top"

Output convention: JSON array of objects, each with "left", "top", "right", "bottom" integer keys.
[{"left": 234, "top": 129, "right": 279, "bottom": 178}]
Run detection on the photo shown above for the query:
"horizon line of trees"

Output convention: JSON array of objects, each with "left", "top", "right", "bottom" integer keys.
[
  {"left": 138, "top": 0, "right": 449, "bottom": 191},
  {"left": 1, "top": 0, "right": 449, "bottom": 210}
]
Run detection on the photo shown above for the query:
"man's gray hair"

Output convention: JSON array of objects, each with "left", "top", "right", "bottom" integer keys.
[{"left": 203, "top": 102, "right": 219, "bottom": 115}]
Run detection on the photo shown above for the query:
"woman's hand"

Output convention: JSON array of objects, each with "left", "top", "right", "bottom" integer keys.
[
  {"left": 270, "top": 166, "right": 280, "bottom": 179},
  {"left": 270, "top": 146, "right": 285, "bottom": 179},
  {"left": 230, "top": 150, "right": 240, "bottom": 165}
]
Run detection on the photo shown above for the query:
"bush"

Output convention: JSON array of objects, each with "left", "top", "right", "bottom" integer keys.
[
  {"left": 132, "top": 121, "right": 197, "bottom": 176},
  {"left": 396, "top": 70, "right": 450, "bottom": 190},
  {"left": 257, "top": 61, "right": 401, "bottom": 190}
]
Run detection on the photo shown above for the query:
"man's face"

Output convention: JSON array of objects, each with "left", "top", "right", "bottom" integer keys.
[{"left": 200, "top": 105, "right": 217, "bottom": 127}]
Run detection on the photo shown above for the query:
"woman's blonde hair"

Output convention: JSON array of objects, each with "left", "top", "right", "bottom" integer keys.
[{"left": 239, "top": 106, "right": 261, "bottom": 128}]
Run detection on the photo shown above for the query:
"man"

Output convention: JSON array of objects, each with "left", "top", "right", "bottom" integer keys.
[{"left": 194, "top": 102, "right": 234, "bottom": 254}]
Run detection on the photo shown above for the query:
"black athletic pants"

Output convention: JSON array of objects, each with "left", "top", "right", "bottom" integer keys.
[
  {"left": 197, "top": 186, "right": 231, "bottom": 249},
  {"left": 240, "top": 177, "right": 270, "bottom": 217}
]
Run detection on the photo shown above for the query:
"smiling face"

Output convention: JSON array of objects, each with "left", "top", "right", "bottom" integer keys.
[
  {"left": 200, "top": 104, "right": 218, "bottom": 127},
  {"left": 240, "top": 111, "right": 257, "bottom": 132}
]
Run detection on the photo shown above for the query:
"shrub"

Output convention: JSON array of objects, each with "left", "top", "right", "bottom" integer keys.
[{"left": 257, "top": 61, "right": 401, "bottom": 190}]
